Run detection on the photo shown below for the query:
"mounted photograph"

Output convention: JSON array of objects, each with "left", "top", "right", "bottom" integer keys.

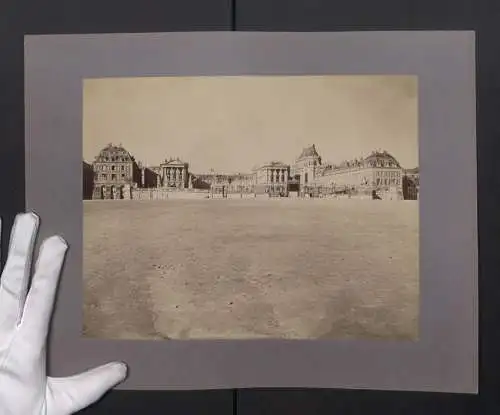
[{"left": 82, "top": 74, "right": 420, "bottom": 341}]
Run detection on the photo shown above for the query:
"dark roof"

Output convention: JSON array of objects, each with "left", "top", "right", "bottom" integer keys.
[
  {"left": 364, "top": 150, "right": 401, "bottom": 167},
  {"left": 95, "top": 143, "right": 135, "bottom": 162},
  {"left": 297, "top": 144, "right": 320, "bottom": 159}
]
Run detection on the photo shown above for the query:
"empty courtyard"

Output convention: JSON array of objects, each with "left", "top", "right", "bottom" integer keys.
[{"left": 83, "top": 198, "right": 419, "bottom": 341}]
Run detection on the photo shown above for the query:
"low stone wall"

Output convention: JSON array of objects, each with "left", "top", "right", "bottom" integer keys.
[
  {"left": 93, "top": 186, "right": 406, "bottom": 202},
  {"left": 131, "top": 188, "right": 210, "bottom": 200}
]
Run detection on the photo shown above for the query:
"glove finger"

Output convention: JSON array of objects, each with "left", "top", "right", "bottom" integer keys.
[
  {"left": 47, "top": 362, "right": 127, "bottom": 414},
  {"left": 0, "top": 212, "right": 40, "bottom": 335},
  {"left": 19, "top": 235, "right": 67, "bottom": 347}
]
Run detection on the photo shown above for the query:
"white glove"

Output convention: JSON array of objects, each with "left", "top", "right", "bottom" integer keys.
[{"left": 0, "top": 212, "right": 127, "bottom": 414}]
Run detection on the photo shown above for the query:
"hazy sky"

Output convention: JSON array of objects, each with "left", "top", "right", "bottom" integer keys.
[{"left": 83, "top": 75, "right": 418, "bottom": 173}]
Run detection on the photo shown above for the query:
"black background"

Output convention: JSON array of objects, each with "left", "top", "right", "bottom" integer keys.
[{"left": 0, "top": 0, "right": 497, "bottom": 413}]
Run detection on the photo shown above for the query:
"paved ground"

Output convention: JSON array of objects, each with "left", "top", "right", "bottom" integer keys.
[{"left": 83, "top": 198, "right": 419, "bottom": 340}]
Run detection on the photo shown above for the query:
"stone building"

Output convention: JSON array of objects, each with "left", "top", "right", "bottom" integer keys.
[
  {"left": 291, "top": 144, "right": 322, "bottom": 193},
  {"left": 253, "top": 161, "right": 290, "bottom": 195},
  {"left": 83, "top": 141, "right": 417, "bottom": 201},
  {"left": 313, "top": 150, "right": 404, "bottom": 198},
  {"left": 159, "top": 157, "right": 190, "bottom": 189},
  {"left": 402, "top": 167, "right": 419, "bottom": 200},
  {"left": 91, "top": 143, "right": 141, "bottom": 199},
  {"left": 82, "top": 161, "right": 94, "bottom": 200}
]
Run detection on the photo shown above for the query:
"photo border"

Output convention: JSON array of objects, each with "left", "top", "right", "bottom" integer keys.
[{"left": 24, "top": 31, "right": 477, "bottom": 393}]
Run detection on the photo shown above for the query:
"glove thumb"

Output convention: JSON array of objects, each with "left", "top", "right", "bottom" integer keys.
[{"left": 47, "top": 362, "right": 128, "bottom": 414}]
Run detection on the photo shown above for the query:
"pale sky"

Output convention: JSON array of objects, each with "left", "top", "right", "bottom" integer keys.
[{"left": 83, "top": 75, "right": 418, "bottom": 173}]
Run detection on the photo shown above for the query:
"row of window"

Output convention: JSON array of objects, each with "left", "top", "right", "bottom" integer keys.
[
  {"left": 99, "top": 153, "right": 129, "bottom": 162},
  {"left": 376, "top": 170, "right": 401, "bottom": 177},
  {"left": 97, "top": 173, "right": 127, "bottom": 181},
  {"left": 95, "top": 164, "right": 128, "bottom": 172},
  {"left": 368, "top": 161, "right": 398, "bottom": 168},
  {"left": 376, "top": 178, "right": 400, "bottom": 185}
]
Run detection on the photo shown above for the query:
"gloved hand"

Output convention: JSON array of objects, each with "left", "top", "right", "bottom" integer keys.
[{"left": 0, "top": 212, "right": 127, "bottom": 414}]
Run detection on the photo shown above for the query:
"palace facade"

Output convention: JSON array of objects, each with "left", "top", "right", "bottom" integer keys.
[
  {"left": 291, "top": 144, "right": 322, "bottom": 189},
  {"left": 84, "top": 143, "right": 418, "bottom": 200},
  {"left": 91, "top": 144, "right": 141, "bottom": 199},
  {"left": 253, "top": 161, "right": 290, "bottom": 195},
  {"left": 313, "top": 150, "right": 405, "bottom": 199}
]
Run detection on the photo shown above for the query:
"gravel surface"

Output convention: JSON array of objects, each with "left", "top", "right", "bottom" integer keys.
[{"left": 83, "top": 198, "right": 419, "bottom": 340}]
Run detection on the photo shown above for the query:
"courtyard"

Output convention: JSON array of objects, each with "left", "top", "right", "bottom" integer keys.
[{"left": 83, "top": 198, "right": 419, "bottom": 341}]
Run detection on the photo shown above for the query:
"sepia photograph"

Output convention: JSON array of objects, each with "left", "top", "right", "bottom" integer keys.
[{"left": 82, "top": 74, "right": 420, "bottom": 341}]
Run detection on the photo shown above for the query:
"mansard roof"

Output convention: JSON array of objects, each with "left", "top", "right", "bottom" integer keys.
[
  {"left": 297, "top": 144, "right": 320, "bottom": 160},
  {"left": 364, "top": 150, "right": 401, "bottom": 167},
  {"left": 95, "top": 143, "right": 135, "bottom": 162}
]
